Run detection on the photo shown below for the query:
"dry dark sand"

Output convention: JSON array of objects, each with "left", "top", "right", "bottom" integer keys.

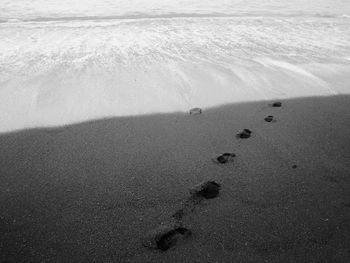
[{"left": 1, "top": 95, "right": 350, "bottom": 262}]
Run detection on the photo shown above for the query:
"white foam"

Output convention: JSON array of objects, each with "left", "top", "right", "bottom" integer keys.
[
  {"left": 6, "top": 18, "right": 22, "bottom": 23},
  {"left": 256, "top": 58, "right": 337, "bottom": 95},
  {"left": 1, "top": 0, "right": 349, "bottom": 21},
  {"left": 0, "top": 15, "right": 349, "bottom": 132}
]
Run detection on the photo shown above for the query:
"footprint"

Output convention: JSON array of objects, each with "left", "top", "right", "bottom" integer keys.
[
  {"left": 144, "top": 181, "right": 220, "bottom": 251},
  {"left": 236, "top": 129, "right": 252, "bottom": 139},
  {"left": 157, "top": 227, "right": 192, "bottom": 251},
  {"left": 190, "top": 181, "right": 221, "bottom": 199},
  {"left": 173, "top": 180, "right": 222, "bottom": 219},
  {"left": 143, "top": 224, "right": 192, "bottom": 251},
  {"left": 264, "top": 116, "right": 275, "bottom": 122},
  {"left": 189, "top": 108, "right": 202, "bottom": 115},
  {"left": 270, "top": 102, "right": 282, "bottom": 107},
  {"left": 214, "top": 153, "right": 236, "bottom": 164}
]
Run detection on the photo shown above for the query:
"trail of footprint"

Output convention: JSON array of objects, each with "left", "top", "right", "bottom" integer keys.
[
  {"left": 264, "top": 102, "right": 301, "bottom": 169},
  {"left": 145, "top": 101, "right": 281, "bottom": 251},
  {"left": 173, "top": 181, "right": 221, "bottom": 221},
  {"left": 263, "top": 101, "right": 282, "bottom": 123},
  {"left": 264, "top": 101, "right": 282, "bottom": 122},
  {"left": 143, "top": 181, "right": 221, "bottom": 251}
]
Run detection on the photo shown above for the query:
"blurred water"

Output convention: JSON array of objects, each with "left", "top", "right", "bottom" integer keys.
[
  {"left": 0, "top": 0, "right": 350, "bottom": 132},
  {"left": 1, "top": 0, "right": 350, "bottom": 22}
]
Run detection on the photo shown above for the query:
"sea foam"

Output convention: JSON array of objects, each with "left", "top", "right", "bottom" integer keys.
[{"left": 0, "top": 1, "right": 350, "bottom": 132}]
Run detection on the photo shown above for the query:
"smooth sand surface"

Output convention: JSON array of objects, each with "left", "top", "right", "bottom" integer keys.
[{"left": 1, "top": 95, "right": 350, "bottom": 262}]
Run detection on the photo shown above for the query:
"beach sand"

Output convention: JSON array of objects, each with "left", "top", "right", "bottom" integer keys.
[{"left": 1, "top": 95, "right": 350, "bottom": 262}]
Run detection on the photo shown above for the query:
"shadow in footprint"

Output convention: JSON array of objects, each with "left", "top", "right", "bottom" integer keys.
[
  {"left": 264, "top": 116, "right": 275, "bottom": 122},
  {"left": 189, "top": 108, "right": 202, "bottom": 115},
  {"left": 214, "top": 153, "right": 236, "bottom": 164},
  {"left": 270, "top": 102, "right": 282, "bottom": 107},
  {"left": 157, "top": 227, "right": 192, "bottom": 251},
  {"left": 190, "top": 181, "right": 221, "bottom": 199},
  {"left": 143, "top": 225, "right": 192, "bottom": 251},
  {"left": 236, "top": 129, "right": 252, "bottom": 139},
  {"left": 144, "top": 181, "right": 220, "bottom": 251},
  {"left": 172, "top": 181, "right": 221, "bottom": 221}
]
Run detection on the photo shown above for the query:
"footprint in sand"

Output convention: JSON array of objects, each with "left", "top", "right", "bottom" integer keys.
[
  {"left": 173, "top": 181, "right": 221, "bottom": 221},
  {"left": 156, "top": 227, "right": 192, "bottom": 251},
  {"left": 264, "top": 115, "right": 275, "bottom": 122},
  {"left": 213, "top": 153, "right": 236, "bottom": 164},
  {"left": 189, "top": 107, "right": 202, "bottom": 115},
  {"left": 143, "top": 224, "right": 192, "bottom": 251},
  {"left": 236, "top": 129, "right": 252, "bottom": 139},
  {"left": 270, "top": 102, "right": 282, "bottom": 107},
  {"left": 189, "top": 181, "right": 221, "bottom": 199},
  {"left": 144, "top": 181, "right": 221, "bottom": 251}
]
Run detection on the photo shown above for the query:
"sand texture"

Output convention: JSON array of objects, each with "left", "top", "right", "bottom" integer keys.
[{"left": 1, "top": 95, "right": 350, "bottom": 262}]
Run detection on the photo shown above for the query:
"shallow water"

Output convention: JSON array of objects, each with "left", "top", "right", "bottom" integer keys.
[
  {"left": 1, "top": 0, "right": 350, "bottom": 21},
  {"left": 0, "top": 0, "right": 350, "bottom": 132}
]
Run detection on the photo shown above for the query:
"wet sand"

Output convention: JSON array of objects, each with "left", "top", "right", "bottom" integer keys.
[{"left": 1, "top": 95, "right": 350, "bottom": 262}]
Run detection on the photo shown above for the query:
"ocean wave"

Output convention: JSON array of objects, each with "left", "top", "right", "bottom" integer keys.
[
  {"left": 2, "top": 12, "right": 350, "bottom": 24},
  {"left": 1, "top": 0, "right": 349, "bottom": 132}
]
